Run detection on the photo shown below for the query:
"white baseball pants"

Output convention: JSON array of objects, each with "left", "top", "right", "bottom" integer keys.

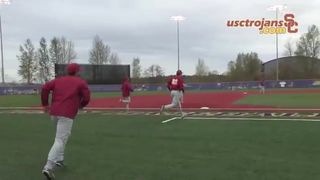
[
  {"left": 164, "top": 90, "right": 183, "bottom": 109},
  {"left": 44, "top": 116, "right": 73, "bottom": 170}
]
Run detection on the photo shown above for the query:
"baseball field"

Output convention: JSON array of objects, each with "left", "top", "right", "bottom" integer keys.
[
  {"left": 0, "top": 89, "right": 320, "bottom": 179},
  {"left": 1, "top": 88, "right": 320, "bottom": 108}
]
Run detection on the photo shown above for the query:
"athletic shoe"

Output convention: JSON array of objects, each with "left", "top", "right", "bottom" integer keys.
[
  {"left": 42, "top": 168, "right": 55, "bottom": 180},
  {"left": 181, "top": 112, "right": 186, "bottom": 119},
  {"left": 55, "top": 161, "right": 65, "bottom": 168},
  {"left": 160, "top": 105, "right": 164, "bottom": 115}
]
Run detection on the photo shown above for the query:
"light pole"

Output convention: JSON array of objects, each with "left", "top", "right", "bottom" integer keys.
[
  {"left": 267, "top": 4, "right": 287, "bottom": 81},
  {"left": 170, "top": 15, "right": 185, "bottom": 70},
  {"left": 0, "top": 0, "right": 11, "bottom": 84}
]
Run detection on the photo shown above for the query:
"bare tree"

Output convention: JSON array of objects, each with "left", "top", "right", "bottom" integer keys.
[
  {"left": 295, "top": 25, "right": 320, "bottom": 58},
  {"left": 60, "top": 37, "right": 77, "bottom": 63},
  {"left": 17, "top": 39, "right": 38, "bottom": 84},
  {"left": 49, "top": 37, "right": 77, "bottom": 65},
  {"left": 209, "top": 70, "right": 219, "bottom": 75},
  {"left": 154, "top": 65, "right": 164, "bottom": 77},
  {"left": 132, "top": 57, "right": 142, "bottom": 78},
  {"left": 109, "top": 52, "right": 121, "bottom": 64},
  {"left": 89, "top": 35, "right": 111, "bottom": 64},
  {"left": 49, "top": 37, "right": 62, "bottom": 64},
  {"left": 144, "top": 64, "right": 164, "bottom": 77},
  {"left": 283, "top": 39, "right": 295, "bottom": 56},
  {"left": 37, "top": 37, "right": 52, "bottom": 83},
  {"left": 195, "top": 58, "right": 209, "bottom": 76}
]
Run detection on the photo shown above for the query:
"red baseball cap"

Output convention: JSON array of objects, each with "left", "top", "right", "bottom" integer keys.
[{"left": 67, "top": 63, "right": 81, "bottom": 75}]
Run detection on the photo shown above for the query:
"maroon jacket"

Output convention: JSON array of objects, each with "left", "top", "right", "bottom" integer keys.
[
  {"left": 121, "top": 78, "right": 133, "bottom": 97},
  {"left": 167, "top": 75, "right": 184, "bottom": 92},
  {"left": 41, "top": 76, "right": 91, "bottom": 119}
]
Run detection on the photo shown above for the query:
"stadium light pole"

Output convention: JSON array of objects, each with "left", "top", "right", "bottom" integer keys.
[
  {"left": 267, "top": 4, "right": 287, "bottom": 81},
  {"left": 170, "top": 15, "right": 185, "bottom": 70},
  {"left": 0, "top": 0, "right": 11, "bottom": 84}
]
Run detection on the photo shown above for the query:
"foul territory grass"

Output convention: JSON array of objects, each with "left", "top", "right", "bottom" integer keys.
[
  {"left": 0, "top": 94, "right": 41, "bottom": 107},
  {"left": 0, "top": 113, "right": 320, "bottom": 179},
  {"left": 236, "top": 93, "right": 320, "bottom": 108}
]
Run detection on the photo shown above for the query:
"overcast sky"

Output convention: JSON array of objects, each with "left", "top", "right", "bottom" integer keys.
[{"left": 1, "top": 0, "right": 319, "bottom": 81}]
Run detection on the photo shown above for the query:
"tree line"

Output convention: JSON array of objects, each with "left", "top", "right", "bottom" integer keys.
[
  {"left": 18, "top": 37, "right": 77, "bottom": 84},
  {"left": 17, "top": 35, "right": 167, "bottom": 84},
  {"left": 18, "top": 24, "right": 320, "bottom": 84},
  {"left": 132, "top": 24, "right": 320, "bottom": 83},
  {"left": 284, "top": 25, "right": 320, "bottom": 58},
  {"left": 17, "top": 35, "right": 120, "bottom": 84}
]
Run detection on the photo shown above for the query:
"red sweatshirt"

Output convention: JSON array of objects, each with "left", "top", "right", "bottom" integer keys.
[
  {"left": 121, "top": 79, "right": 133, "bottom": 97},
  {"left": 167, "top": 75, "right": 184, "bottom": 92},
  {"left": 41, "top": 76, "right": 91, "bottom": 119}
]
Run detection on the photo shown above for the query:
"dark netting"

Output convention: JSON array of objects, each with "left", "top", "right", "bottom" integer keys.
[{"left": 55, "top": 64, "right": 130, "bottom": 84}]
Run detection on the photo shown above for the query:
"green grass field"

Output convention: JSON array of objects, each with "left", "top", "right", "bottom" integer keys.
[
  {"left": 236, "top": 93, "right": 320, "bottom": 108},
  {"left": 0, "top": 91, "right": 167, "bottom": 107},
  {"left": 1, "top": 113, "right": 320, "bottom": 179}
]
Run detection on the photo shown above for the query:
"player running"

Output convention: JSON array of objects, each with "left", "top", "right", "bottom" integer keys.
[
  {"left": 41, "top": 63, "right": 90, "bottom": 180},
  {"left": 160, "top": 70, "right": 185, "bottom": 117},
  {"left": 120, "top": 76, "right": 133, "bottom": 111}
]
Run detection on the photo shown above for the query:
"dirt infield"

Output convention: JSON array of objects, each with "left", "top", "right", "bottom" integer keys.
[
  {"left": 1, "top": 88, "right": 320, "bottom": 116},
  {"left": 88, "top": 89, "right": 320, "bottom": 109},
  {"left": 88, "top": 92, "right": 250, "bottom": 109},
  {"left": 1, "top": 89, "right": 317, "bottom": 113}
]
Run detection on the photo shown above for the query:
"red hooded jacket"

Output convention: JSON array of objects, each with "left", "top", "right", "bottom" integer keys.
[
  {"left": 41, "top": 76, "right": 91, "bottom": 119},
  {"left": 121, "top": 78, "right": 133, "bottom": 97}
]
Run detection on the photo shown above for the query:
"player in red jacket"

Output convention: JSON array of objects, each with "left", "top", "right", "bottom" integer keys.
[
  {"left": 160, "top": 70, "right": 185, "bottom": 117},
  {"left": 41, "top": 63, "right": 90, "bottom": 179},
  {"left": 259, "top": 79, "right": 265, "bottom": 94},
  {"left": 121, "top": 76, "right": 133, "bottom": 111}
]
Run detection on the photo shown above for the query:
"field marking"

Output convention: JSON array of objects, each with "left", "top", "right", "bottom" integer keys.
[
  {"left": 2, "top": 106, "right": 320, "bottom": 112},
  {"left": 161, "top": 117, "right": 179, "bottom": 123},
  {"left": 185, "top": 117, "right": 320, "bottom": 122}
]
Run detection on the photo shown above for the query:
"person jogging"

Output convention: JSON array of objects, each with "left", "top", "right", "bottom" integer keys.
[
  {"left": 160, "top": 70, "right": 185, "bottom": 117},
  {"left": 41, "top": 63, "right": 90, "bottom": 179}
]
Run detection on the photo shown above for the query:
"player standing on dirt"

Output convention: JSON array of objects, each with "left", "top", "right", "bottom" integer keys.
[
  {"left": 160, "top": 70, "right": 185, "bottom": 117},
  {"left": 259, "top": 80, "right": 265, "bottom": 94},
  {"left": 121, "top": 76, "right": 134, "bottom": 111},
  {"left": 41, "top": 63, "right": 90, "bottom": 180}
]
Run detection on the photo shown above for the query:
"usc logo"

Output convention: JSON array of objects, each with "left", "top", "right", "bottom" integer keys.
[
  {"left": 260, "top": 14, "right": 298, "bottom": 34},
  {"left": 227, "top": 13, "right": 298, "bottom": 34}
]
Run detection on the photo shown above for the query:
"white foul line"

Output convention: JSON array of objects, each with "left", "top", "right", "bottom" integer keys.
[
  {"left": 161, "top": 117, "right": 179, "bottom": 123},
  {"left": 184, "top": 117, "right": 320, "bottom": 122}
]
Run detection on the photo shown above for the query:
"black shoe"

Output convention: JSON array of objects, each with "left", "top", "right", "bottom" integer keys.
[{"left": 42, "top": 168, "right": 55, "bottom": 180}]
